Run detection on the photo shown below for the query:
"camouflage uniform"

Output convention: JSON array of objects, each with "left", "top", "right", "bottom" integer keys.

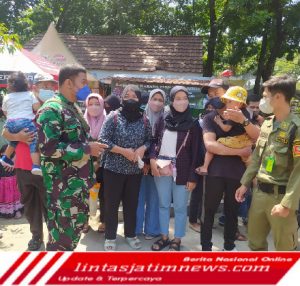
[{"left": 36, "top": 93, "right": 94, "bottom": 251}]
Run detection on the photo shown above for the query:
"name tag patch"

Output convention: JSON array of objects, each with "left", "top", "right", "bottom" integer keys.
[{"left": 293, "top": 145, "right": 300, "bottom": 157}]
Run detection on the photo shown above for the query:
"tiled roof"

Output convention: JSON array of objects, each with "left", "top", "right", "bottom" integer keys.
[
  {"left": 109, "top": 76, "right": 209, "bottom": 86},
  {"left": 24, "top": 34, "right": 203, "bottom": 73}
]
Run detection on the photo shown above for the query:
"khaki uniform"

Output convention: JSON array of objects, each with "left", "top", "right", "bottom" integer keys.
[{"left": 241, "top": 113, "right": 300, "bottom": 251}]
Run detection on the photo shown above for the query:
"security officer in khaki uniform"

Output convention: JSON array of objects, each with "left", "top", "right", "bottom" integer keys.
[{"left": 236, "top": 75, "right": 300, "bottom": 251}]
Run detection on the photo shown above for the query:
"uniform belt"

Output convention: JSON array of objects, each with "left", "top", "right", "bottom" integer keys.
[{"left": 257, "top": 181, "right": 286, "bottom": 194}]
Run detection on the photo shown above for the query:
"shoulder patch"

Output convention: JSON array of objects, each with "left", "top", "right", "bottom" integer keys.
[{"left": 293, "top": 145, "right": 300, "bottom": 157}]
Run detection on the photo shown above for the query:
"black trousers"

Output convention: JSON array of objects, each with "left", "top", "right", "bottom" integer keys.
[
  {"left": 16, "top": 169, "right": 47, "bottom": 240},
  {"left": 96, "top": 167, "right": 105, "bottom": 223},
  {"left": 201, "top": 176, "right": 240, "bottom": 251},
  {"left": 104, "top": 169, "right": 142, "bottom": 240},
  {"left": 189, "top": 176, "right": 203, "bottom": 224}
]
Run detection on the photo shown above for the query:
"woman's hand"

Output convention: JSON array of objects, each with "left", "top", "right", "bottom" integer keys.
[
  {"left": 121, "top": 148, "right": 136, "bottom": 162},
  {"left": 150, "top": 159, "right": 160, "bottom": 177},
  {"left": 134, "top": 145, "right": 146, "bottom": 162},
  {"left": 186, "top": 182, "right": 196, "bottom": 192},
  {"left": 143, "top": 164, "right": 150, "bottom": 175}
]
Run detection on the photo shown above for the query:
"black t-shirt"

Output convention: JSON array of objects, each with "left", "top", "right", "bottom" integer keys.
[{"left": 202, "top": 109, "right": 250, "bottom": 180}]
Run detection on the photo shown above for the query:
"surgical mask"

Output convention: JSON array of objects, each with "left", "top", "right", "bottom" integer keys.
[
  {"left": 76, "top": 85, "right": 91, "bottom": 101},
  {"left": 172, "top": 99, "right": 189, "bottom": 112},
  {"left": 87, "top": 105, "right": 101, "bottom": 117},
  {"left": 39, "top": 89, "right": 55, "bottom": 102},
  {"left": 259, "top": 97, "right": 273, "bottom": 114},
  {"left": 149, "top": 100, "right": 164, "bottom": 113}
]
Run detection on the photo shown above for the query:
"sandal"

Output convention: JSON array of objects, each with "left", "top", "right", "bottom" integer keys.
[
  {"left": 126, "top": 237, "right": 142, "bottom": 250},
  {"left": 28, "top": 238, "right": 43, "bottom": 251},
  {"left": 235, "top": 232, "right": 247, "bottom": 241},
  {"left": 169, "top": 239, "right": 181, "bottom": 251},
  {"left": 98, "top": 223, "right": 105, "bottom": 233},
  {"left": 104, "top": 239, "right": 116, "bottom": 251},
  {"left": 151, "top": 237, "right": 170, "bottom": 251}
]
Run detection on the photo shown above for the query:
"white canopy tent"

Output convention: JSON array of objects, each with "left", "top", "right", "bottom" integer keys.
[{"left": 32, "top": 23, "right": 97, "bottom": 81}]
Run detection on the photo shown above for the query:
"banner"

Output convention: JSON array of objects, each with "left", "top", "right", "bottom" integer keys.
[{"left": 0, "top": 252, "right": 299, "bottom": 285}]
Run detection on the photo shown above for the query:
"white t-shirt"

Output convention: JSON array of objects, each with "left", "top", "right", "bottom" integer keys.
[
  {"left": 159, "top": 129, "right": 178, "bottom": 157},
  {"left": 2, "top": 91, "right": 38, "bottom": 120}
]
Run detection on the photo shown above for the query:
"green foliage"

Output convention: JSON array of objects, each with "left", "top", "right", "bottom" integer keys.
[
  {"left": 0, "top": 23, "right": 21, "bottom": 53},
  {"left": 0, "top": 0, "right": 298, "bottom": 81}
]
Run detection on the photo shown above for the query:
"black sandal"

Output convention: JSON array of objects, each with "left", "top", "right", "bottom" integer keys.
[
  {"left": 28, "top": 238, "right": 43, "bottom": 251},
  {"left": 169, "top": 239, "right": 181, "bottom": 251},
  {"left": 151, "top": 238, "right": 170, "bottom": 251}
]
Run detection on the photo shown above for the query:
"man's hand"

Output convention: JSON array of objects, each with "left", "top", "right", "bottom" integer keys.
[
  {"left": 2, "top": 128, "right": 35, "bottom": 145},
  {"left": 150, "top": 159, "right": 160, "bottom": 177},
  {"left": 89, "top": 142, "right": 108, "bottom": 157},
  {"left": 186, "top": 182, "right": 196, "bottom": 192},
  {"left": 19, "top": 129, "right": 36, "bottom": 144},
  {"left": 223, "top": 108, "right": 245, "bottom": 124},
  {"left": 271, "top": 204, "right": 290, "bottom": 218},
  {"left": 235, "top": 185, "right": 248, "bottom": 202},
  {"left": 237, "top": 146, "right": 252, "bottom": 158}
]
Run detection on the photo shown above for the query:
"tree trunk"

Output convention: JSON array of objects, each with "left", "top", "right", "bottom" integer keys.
[
  {"left": 203, "top": 0, "right": 217, "bottom": 77},
  {"left": 254, "top": 23, "right": 269, "bottom": 95},
  {"left": 55, "top": 1, "right": 72, "bottom": 32},
  {"left": 262, "top": 0, "right": 284, "bottom": 81}
]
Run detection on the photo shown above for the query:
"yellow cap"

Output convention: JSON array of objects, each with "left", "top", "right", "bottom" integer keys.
[{"left": 221, "top": 86, "right": 247, "bottom": 104}]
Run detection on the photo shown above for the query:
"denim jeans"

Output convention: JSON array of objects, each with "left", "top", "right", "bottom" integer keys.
[
  {"left": 136, "top": 175, "right": 160, "bottom": 236},
  {"left": 154, "top": 176, "right": 189, "bottom": 238},
  {"left": 5, "top": 119, "right": 37, "bottom": 153}
]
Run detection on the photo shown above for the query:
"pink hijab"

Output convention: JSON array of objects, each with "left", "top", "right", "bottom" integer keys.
[{"left": 84, "top": 93, "right": 106, "bottom": 140}]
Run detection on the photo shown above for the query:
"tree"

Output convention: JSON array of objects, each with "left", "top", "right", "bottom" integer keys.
[{"left": 0, "top": 23, "right": 21, "bottom": 53}]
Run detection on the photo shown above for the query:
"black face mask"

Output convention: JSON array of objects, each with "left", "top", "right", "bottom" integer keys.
[
  {"left": 209, "top": 97, "right": 225, "bottom": 109},
  {"left": 120, "top": 99, "right": 142, "bottom": 122}
]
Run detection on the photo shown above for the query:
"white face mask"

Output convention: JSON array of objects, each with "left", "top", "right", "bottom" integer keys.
[
  {"left": 39, "top": 89, "right": 55, "bottom": 102},
  {"left": 172, "top": 99, "right": 189, "bottom": 112},
  {"left": 149, "top": 100, "right": 164, "bottom": 113},
  {"left": 87, "top": 104, "right": 101, "bottom": 117},
  {"left": 259, "top": 97, "right": 273, "bottom": 114}
]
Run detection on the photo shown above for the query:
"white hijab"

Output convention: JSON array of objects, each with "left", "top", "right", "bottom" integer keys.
[{"left": 144, "top": 88, "right": 166, "bottom": 135}]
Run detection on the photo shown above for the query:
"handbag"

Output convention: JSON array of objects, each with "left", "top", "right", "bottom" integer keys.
[{"left": 156, "top": 130, "right": 190, "bottom": 176}]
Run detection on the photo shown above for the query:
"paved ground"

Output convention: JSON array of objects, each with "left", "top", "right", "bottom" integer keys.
[{"left": 1, "top": 211, "right": 299, "bottom": 252}]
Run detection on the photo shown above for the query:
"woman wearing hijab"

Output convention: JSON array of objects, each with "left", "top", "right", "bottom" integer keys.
[
  {"left": 99, "top": 85, "right": 151, "bottom": 251},
  {"left": 82, "top": 93, "right": 106, "bottom": 233},
  {"left": 136, "top": 89, "right": 166, "bottom": 240},
  {"left": 149, "top": 86, "right": 201, "bottom": 251}
]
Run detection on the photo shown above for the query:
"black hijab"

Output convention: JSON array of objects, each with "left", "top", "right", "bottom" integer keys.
[{"left": 165, "top": 86, "right": 195, "bottom": 131}]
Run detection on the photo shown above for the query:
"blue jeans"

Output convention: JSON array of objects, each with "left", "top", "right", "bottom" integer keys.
[
  {"left": 136, "top": 175, "right": 160, "bottom": 236},
  {"left": 154, "top": 176, "right": 189, "bottom": 238},
  {"left": 5, "top": 119, "right": 37, "bottom": 153}
]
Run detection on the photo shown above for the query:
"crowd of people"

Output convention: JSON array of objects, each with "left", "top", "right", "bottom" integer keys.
[{"left": 0, "top": 64, "right": 299, "bottom": 252}]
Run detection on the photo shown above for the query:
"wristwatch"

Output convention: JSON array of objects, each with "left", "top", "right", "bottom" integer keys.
[{"left": 242, "top": 118, "right": 250, "bottom": 127}]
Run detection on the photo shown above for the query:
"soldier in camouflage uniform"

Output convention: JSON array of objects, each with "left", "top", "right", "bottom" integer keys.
[
  {"left": 236, "top": 75, "right": 300, "bottom": 251},
  {"left": 36, "top": 65, "right": 106, "bottom": 251}
]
